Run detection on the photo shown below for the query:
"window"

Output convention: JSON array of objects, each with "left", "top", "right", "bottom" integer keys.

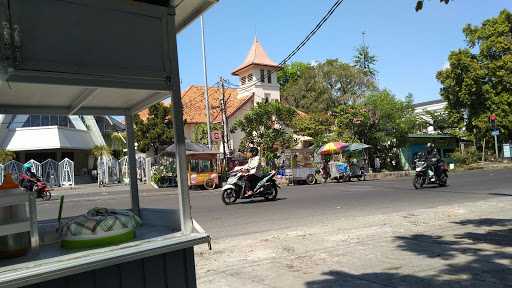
[
  {"left": 247, "top": 73, "right": 253, "bottom": 83},
  {"left": 267, "top": 70, "right": 272, "bottom": 84},
  {"left": 264, "top": 93, "right": 271, "bottom": 102},
  {"left": 260, "top": 69, "right": 265, "bottom": 83},
  {"left": 241, "top": 76, "right": 246, "bottom": 85},
  {"left": 59, "top": 116, "right": 69, "bottom": 128},
  {"left": 41, "top": 115, "right": 50, "bottom": 126},
  {"left": 30, "top": 115, "right": 41, "bottom": 127},
  {"left": 50, "top": 115, "right": 59, "bottom": 126}
]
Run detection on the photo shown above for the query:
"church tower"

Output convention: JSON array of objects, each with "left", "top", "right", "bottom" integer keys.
[{"left": 232, "top": 38, "right": 281, "bottom": 103}]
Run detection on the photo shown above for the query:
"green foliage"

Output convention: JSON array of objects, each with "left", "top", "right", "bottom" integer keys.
[
  {"left": 418, "top": 110, "right": 461, "bottom": 134},
  {"left": 353, "top": 44, "right": 377, "bottom": 78},
  {"left": 280, "top": 59, "right": 376, "bottom": 113},
  {"left": 415, "top": 0, "right": 450, "bottom": 12},
  {"left": 277, "top": 62, "right": 310, "bottom": 87},
  {"left": 291, "top": 112, "right": 336, "bottom": 149},
  {"left": 437, "top": 10, "right": 512, "bottom": 145},
  {"left": 334, "top": 91, "right": 419, "bottom": 164},
  {"left": 233, "top": 101, "right": 297, "bottom": 162},
  {"left": 0, "top": 149, "right": 15, "bottom": 164},
  {"left": 150, "top": 164, "right": 176, "bottom": 184},
  {"left": 134, "top": 103, "right": 174, "bottom": 155},
  {"left": 451, "top": 148, "right": 479, "bottom": 166},
  {"left": 192, "top": 123, "right": 223, "bottom": 145},
  {"left": 91, "top": 145, "right": 112, "bottom": 158}
]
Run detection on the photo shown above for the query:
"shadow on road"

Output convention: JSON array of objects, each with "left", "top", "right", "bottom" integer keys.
[
  {"left": 232, "top": 197, "right": 288, "bottom": 205},
  {"left": 305, "top": 217, "right": 512, "bottom": 287}
]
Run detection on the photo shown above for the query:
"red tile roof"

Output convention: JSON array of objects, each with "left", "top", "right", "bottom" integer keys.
[{"left": 138, "top": 85, "right": 253, "bottom": 124}]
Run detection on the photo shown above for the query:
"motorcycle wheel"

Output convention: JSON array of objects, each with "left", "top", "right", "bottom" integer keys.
[
  {"left": 204, "top": 179, "right": 216, "bottom": 190},
  {"left": 305, "top": 174, "right": 316, "bottom": 185},
  {"left": 413, "top": 175, "right": 424, "bottom": 189},
  {"left": 42, "top": 191, "right": 52, "bottom": 201},
  {"left": 438, "top": 173, "right": 448, "bottom": 187},
  {"left": 222, "top": 189, "right": 238, "bottom": 205},
  {"left": 264, "top": 186, "right": 278, "bottom": 201}
]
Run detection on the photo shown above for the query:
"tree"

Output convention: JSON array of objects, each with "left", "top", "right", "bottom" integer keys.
[
  {"left": 0, "top": 149, "right": 15, "bottom": 164},
  {"left": 415, "top": 0, "right": 450, "bottom": 12},
  {"left": 437, "top": 10, "right": 512, "bottom": 144},
  {"left": 418, "top": 110, "right": 461, "bottom": 134},
  {"left": 277, "top": 62, "right": 310, "bottom": 87},
  {"left": 91, "top": 145, "right": 112, "bottom": 158},
  {"left": 291, "top": 112, "right": 336, "bottom": 148},
  {"left": 280, "top": 59, "right": 376, "bottom": 113},
  {"left": 334, "top": 91, "right": 419, "bottom": 168},
  {"left": 353, "top": 44, "right": 377, "bottom": 79},
  {"left": 232, "top": 101, "right": 297, "bottom": 162},
  {"left": 192, "top": 123, "right": 223, "bottom": 145},
  {"left": 134, "top": 103, "right": 174, "bottom": 155}
]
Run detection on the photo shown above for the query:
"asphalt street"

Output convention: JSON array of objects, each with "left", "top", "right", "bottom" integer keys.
[{"left": 38, "top": 168, "right": 512, "bottom": 239}]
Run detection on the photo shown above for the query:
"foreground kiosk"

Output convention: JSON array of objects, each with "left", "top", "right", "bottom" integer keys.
[{"left": 0, "top": 1, "right": 216, "bottom": 287}]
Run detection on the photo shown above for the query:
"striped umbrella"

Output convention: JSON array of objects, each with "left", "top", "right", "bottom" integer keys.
[{"left": 319, "top": 142, "right": 349, "bottom": 155}]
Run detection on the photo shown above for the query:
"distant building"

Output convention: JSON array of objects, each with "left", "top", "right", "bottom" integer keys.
[
  {"left": 0, "top": 114, "right": 124, "bottom": 182},
  {"left": 413, "top": 99, "right": 447, "bottom": 134},
  {"left": 140, "top": 38, "right": 282, "bottom": 154}
]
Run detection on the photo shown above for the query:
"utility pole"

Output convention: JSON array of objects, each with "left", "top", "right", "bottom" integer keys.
[
  {"left": 200, "top": 16, "right": 212, "bottom": 149},
  {"left": 219, "top": 77, "right": 229, "bottom": 170}
]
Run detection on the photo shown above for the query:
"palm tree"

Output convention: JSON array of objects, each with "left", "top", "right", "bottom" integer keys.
[{"left": 91, "top": 145, "right": 112, "bottom": 158}]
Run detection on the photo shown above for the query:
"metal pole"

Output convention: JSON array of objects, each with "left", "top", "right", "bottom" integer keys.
[
  {"left": 494, "top": 134, "right": 499, "bottom": 160},
  {"left": 125, "top": 114, "right": 140, "bottom": 216},
  {"left": 220, "top": 77, "right": 229, "bottom": 153},
  {"left": 168, "top": 2, "right": 193, "bottom": 234},
  {"left": 200, "top": 16, "right": 212, "bottom": 149}
]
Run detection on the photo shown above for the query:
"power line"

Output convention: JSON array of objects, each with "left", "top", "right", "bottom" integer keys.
[{"left": 233, "top": 0, "right": 345, "bottom": 94}]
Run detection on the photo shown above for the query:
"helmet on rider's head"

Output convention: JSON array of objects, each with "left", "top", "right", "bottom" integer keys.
[
  {"left": 23, "top": 162, "right": 33, "bottom": 173},
  {"left": 248, "top": 147, "right": 259, "bottom": 157},
  {"left": 427, "top": 143, "right": 434, "bottom": 149}
]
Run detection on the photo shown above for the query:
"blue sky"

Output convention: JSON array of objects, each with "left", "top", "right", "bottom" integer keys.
[{"left": 177, "top": 0, "right": 512, "bottom": 103}]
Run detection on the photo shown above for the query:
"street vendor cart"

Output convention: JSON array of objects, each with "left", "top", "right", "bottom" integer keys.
[
  {"left": 164, "top": 142, "right": 219, "bottom": 190},
  {"left": 283, "top": 148, "right": 319, "bottom": 185},
  {"left": 0, "top": 1, "right": 216, "bottom": 287}
]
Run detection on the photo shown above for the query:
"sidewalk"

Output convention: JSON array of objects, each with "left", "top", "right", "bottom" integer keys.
[{"left": 195, "top": 196, "right": 512, "bottom": 287}]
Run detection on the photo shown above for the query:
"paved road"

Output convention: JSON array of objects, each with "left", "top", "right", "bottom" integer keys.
[{"left": 38, "top": 168, "right": 512, "bottom": 239}]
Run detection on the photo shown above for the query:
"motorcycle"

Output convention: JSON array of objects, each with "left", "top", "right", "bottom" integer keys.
[
  {"left": 19, "top": 174, "right": 52, "bottom": 201},
  {"left": 221, "top": 171, "right": 279, "bottom": 205},
  {"left": 412, "top": 154, "right": 448, "bottom": 189},
  {"left": 347, "top": 162, "right": 367, "bottom": 181}
]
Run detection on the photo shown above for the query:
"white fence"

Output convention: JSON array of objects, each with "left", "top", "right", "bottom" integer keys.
[
  {"left": 42, "top": 159, "right": 59, "bottom": 187},
  {"left": 118, "top": 155, "right": 151, "bottom": 184},
  {"left": 97, "top": 156, "right": 120, "bottom": 186},
  {"left": 27, "top": 159, "right": 42, "bottom": 178},
  {"left": 4, "top": 160, "right": 23, "bottom": 183},
  {"left": 58, "top": 158, "right": 74, "bottom": 187}
]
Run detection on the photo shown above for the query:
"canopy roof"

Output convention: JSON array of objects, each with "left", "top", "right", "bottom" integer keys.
[
  {"left": 0, "top": 0, "right": 217, "bottom": 116},
  {"left": 164, "top": 141, "right": 218, "bottom": 155}
]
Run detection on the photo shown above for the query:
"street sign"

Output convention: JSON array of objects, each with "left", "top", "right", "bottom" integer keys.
[
  {"left": 491, "top": 129, "right": 500, "bottom": 136},
  {"left": 211, "top": 130, "right": 223, "bottom": 142},
  {"left": 504, "top": 144, "right": 511, "bottom": 159}
]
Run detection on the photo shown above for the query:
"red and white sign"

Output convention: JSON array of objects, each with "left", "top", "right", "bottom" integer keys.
[{"left": 211, "top": 130, "right": 223, "bottom": 142}]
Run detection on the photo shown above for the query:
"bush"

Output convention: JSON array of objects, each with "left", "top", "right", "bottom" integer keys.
[
  {"left": 0, "top": 149, "right": 15, "bottom": 164},
  {"left": 451, "top": 148, "right": 479, "bottom": 166}
]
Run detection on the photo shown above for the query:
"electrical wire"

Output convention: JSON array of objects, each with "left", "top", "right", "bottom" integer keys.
[{"left": 231, "top": 0, "right": 345, "bottom": 94}]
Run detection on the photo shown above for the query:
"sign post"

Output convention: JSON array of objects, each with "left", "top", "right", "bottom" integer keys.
[{"left": 490, "top": 114, "right": 499, "bottom": 160}]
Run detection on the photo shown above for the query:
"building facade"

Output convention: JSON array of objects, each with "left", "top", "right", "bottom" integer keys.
[{"left": 0, "top": 114, "right": 124, "bottom": 182}]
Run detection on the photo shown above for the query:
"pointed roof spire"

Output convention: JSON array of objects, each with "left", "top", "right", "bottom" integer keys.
[{"left": 232, "top": 38, "right": 279, "bottom": 76}]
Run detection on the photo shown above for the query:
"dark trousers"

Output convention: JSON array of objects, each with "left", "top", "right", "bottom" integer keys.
[{"left": 245, "top": 174, "right": 260, "bottom": 192}]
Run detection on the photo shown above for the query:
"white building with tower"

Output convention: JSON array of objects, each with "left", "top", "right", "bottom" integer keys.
[{"left": 141, "top": 38, "right": 282, "bottom": 154}]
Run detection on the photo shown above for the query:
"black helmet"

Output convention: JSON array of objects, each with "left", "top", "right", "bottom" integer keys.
[{"left": 248, "top": 147, "right": 259, "bottom": 156}]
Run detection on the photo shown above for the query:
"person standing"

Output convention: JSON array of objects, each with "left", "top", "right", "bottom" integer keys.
[{"left": 374, "top": 157, "right": 381, "bottom": 173}]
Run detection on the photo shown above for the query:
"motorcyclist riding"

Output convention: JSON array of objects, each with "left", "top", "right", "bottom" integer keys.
[
  {"left": 425, "top": 143, "right": 440, "bottom": 179},
  {"left": 21, "top": 162, "right": 38, "bottom": 192},
  {"left": 233, "top": 147, "right": 261, "bottom": 197}
]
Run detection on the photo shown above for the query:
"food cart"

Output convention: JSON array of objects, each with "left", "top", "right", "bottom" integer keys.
[
  {"left": 0, "top": 1, "right": 216, "bottom": 287},
  {"left": 164, "top": 142, "right": 219, "bottom": 190},
  {"left": 283, "top": 148, "right": 319, "bottom": 185}
]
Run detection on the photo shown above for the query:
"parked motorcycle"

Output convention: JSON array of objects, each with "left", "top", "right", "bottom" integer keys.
[
  {"left": 412, "top": 154, "right": 448, "bottom": 189},
  {"left": 347, "top": 162, "right": 367, "bottom": 181},
  {"left": 221, "top": 171, "right": 279, "bottom": 205},
  {"left": 19, "top": 174, "right": 52, "bottom": 201}
]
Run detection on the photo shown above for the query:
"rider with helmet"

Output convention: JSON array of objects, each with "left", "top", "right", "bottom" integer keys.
[
  {"left": 425, "top": 143, "right": 440, "bottom": 179},
  {"left": 21, "top": 162, "right": 38, "bottom": 191}
]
